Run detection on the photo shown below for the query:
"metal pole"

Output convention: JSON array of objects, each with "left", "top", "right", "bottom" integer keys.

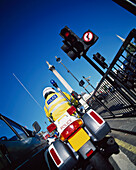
[{"left": 56, "top": 57, "right": 80, "bottom": 83}]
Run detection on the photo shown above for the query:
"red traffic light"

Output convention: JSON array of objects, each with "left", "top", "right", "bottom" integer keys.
[
  {"left": 60, "top": 28, "right": 69, "bottom": 37},
  {"left": 60, "top": 27, "right": 77, "bottom": 44},
  {"left": 65, "top": 32, "right": 70, "bottom": 37},
  {"left": 60, "top": 28, "right": 71, "bottom": 38}
]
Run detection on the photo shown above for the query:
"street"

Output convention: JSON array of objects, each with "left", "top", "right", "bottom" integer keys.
[{"left": 110, "top": 130, "right": 136, "bottom": 170}]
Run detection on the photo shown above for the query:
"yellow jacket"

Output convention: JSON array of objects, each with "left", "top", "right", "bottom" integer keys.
[{"left": 44, "top": 92, "right": 78, "bottom": 121}]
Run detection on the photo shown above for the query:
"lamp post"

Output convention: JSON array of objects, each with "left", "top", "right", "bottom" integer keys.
[{"left": 55, "top": 56, "right": 80, "bottom": 83}]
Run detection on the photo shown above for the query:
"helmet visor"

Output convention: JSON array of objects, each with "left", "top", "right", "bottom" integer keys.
[{"left": 44, "top": 91, "right": 55, "bottom": 99}]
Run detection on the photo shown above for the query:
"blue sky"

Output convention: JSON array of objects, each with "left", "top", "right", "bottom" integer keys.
[{"left": 0, "top": 0, "right": 135, "bottom": 132}]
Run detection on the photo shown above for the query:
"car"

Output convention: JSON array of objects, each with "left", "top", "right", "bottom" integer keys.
[{"left": 0, "top": 113, "right": 49, "bottom": 170}]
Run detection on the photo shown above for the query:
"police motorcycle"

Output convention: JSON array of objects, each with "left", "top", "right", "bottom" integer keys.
[{"left": 45, "top": 80, "right": 119, "bottom": 170}]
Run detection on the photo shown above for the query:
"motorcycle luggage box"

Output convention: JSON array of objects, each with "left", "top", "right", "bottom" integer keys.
[
  {"left": 48, "top": 140, "right": 77, "bottom": 170},
  {"left": 82, "top": 109, "right": 111, "bottom": 141}
]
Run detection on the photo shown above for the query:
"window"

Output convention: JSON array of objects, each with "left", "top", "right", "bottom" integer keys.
[
  {"left": 0, "top": 119, "right": 15, "bottom": 140},
  {"left": 0, "top": 119, "right": 27, "bottom": 141}
]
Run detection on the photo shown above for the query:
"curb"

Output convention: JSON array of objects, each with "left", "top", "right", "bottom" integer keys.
[
  {"left": 110, "top": 127, "right": 136, "bottom": 135},
  {"left": 106, "top": 117, "right": 136, "bottom": 135}
]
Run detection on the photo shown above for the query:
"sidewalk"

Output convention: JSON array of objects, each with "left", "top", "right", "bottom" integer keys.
[{"left": 106, "top": 117, "right": 136, "bottom": 134}]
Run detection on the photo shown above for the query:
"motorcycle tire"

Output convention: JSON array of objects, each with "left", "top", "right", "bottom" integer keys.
[{"left": 85, "top": 152, "right": 114, "bottom": 170}]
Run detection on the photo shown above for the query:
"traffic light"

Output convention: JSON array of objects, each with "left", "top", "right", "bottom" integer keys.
[
  {"left": 71, "top": 91, "right": 80, "bottom": 100},
  {"left": 93, "top": 52, "right": 108, "bottom": 69},
  {"left": 60, "top": 26, "right": 99, "bottom": 60},
  {"left": 60, "top": 26, "right": 84, "bottom": 60},
  {"left": 79, "top": 80, "right": 85, "bottom": 87}
]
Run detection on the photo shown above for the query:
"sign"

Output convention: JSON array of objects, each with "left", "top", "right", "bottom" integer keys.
[
  {"left": 83, "top": 31, "right": 93, "bottom": 42},
  {"left": 47, "top": 94, "right": 58, "bottom": 105}
]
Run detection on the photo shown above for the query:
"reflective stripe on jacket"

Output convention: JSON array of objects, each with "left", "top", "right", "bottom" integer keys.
[{"left": 44, "top": 92, "right": 74, "bottom": 121}]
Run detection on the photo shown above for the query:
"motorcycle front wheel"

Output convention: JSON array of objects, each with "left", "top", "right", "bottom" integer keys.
[{"left": 84, "top": 152, "right": 114, "bottom": 170}]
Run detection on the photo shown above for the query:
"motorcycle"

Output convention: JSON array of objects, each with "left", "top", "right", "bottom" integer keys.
[
  {"left": 44, "top": 80, "right": 119, "bottom": 169},
  {"left": 45, "top": 106, "right": 119, "bottom": 170}
]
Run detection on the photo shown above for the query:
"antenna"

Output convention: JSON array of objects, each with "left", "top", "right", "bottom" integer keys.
[{"left": 13, "top": 73, "right": 43, "bottom": 110}]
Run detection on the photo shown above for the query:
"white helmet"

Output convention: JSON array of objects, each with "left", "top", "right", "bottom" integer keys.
[{"left": 43, "top": 87, "right": 56, "bottom": 99}]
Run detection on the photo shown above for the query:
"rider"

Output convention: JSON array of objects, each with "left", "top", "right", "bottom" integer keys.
[{"left": 43, "top": 87, "right": 78, "bottom": 122}]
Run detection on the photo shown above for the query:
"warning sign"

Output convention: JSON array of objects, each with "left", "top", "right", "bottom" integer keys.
[{"left": 83, "top": 31, "right": 93, "bottom": 42}]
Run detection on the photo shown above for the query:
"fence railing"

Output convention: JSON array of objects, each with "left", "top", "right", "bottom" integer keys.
[{"left": 89, "top": 29, "right": 136, "bottom": 118}]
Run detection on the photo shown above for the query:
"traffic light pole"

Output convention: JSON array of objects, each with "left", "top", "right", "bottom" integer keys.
[{"left": 83, "top": 54, "right": 104, "bottom": 76}]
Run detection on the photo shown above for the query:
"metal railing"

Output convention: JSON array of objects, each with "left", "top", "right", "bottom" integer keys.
[{"left": 89, "top": 29, "right": 136, "bottom": 118}]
